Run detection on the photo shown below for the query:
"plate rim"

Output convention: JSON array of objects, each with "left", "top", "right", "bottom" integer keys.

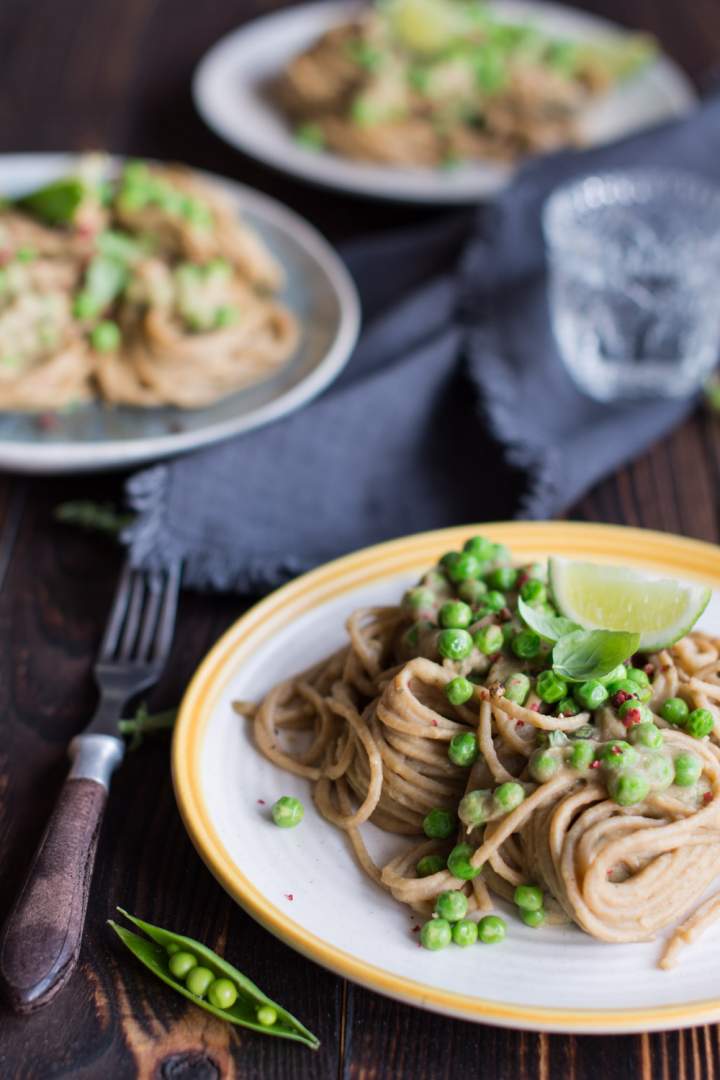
[
  {"left": 173, "top": 521, "right": 720, "bottom": 1034},
  {"left": 192, "top": 0, "right": 697, "bottom": 206},
  {"left": 0, "top": 152, "right": 361, "bottom": 474}
]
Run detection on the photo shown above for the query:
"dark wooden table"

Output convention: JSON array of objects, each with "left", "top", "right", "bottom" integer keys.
[{"left": 2, "top": 1, "right": 720, "bottom": 1076}]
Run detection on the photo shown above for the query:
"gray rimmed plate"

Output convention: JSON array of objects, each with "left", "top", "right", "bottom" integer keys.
[{"left": 0, "top": 154, "right": 360, "bottom": 474}]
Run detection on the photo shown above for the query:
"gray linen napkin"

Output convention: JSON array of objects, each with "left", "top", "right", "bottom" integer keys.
[{"left": 126, "top": 94, "right": 720, "bottom": 593}]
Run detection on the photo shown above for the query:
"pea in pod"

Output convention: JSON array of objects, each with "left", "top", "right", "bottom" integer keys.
[{"left": 108, "top": 908, "right": 320, "bottom": 1049}]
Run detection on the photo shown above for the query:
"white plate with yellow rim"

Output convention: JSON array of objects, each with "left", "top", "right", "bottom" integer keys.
[
  {"left": 173, "top": 522, "right": 720, "bottom": 1034},
  {"left": 193, "top": 0, "right": 695, "bottom": 205}
]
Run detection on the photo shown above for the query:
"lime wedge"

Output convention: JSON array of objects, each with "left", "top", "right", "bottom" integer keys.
[{"left": 548, "top": 558, "right": 711, "bottom": 651}]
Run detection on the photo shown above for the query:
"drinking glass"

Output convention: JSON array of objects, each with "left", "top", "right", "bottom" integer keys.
[{"left": 542, "top": 169, "right": 720, "bottom": 401}]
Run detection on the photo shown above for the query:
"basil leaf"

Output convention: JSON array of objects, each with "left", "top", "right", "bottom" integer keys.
[
  {"left": 518, "top": 597, "right": 580, "bottom": 643},
  {"left": 552, "top": 629, "right": 640, "bottom": 683},
  {"left": 84, "top": 255, "right": 127, "bottom": 310},
  {"left": 17, "top": 177, "right": 85, "bottom": 225}
]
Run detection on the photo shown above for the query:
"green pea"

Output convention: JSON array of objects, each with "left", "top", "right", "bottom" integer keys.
[
  {"left": 423, "top": 807, "right": 457, "bottom": 839},
  {"left": 626, "top": 667, "right": 650, "bottom": 689},
  {"left": 185, "top": 966, "right": 214, "bottom": 997},
  {"left": 294, "top": 122, "right": 325, "bottom": 149},
  {"left": 208, "top": 978, "right": 238, "bottom": 1010},
  {"left": 462, "top": 535, "right": 495, "bottom": 560},
  {"left": 511, "top": 630, "right": 541, "bottom": 660},
  {"left": 438, "top": 628, "right": 473, "bottom": 661},
  {"left": 166, "top": 942, "right": 181, "bottom": 955},
  {"left": 599, "top": 664, "right": 627, "bottom": 686},
  {"left": 458, "top": 789, "right": 491, "bottom": 827},
  {"left": 416, "top": 854, "right": 445, "bottom": 877},
  {"left": 486, "top": 566, "right": 517, "bottom": 591},
  {"left": 424, "top": 569, "right": 449, "bottom": 591},
  {"left": 618, "top": 700, "right": 653, "bottom": 725},
  {"left": 504, "top": 672, "right": 530, "bottom": 705},
  {"left": 447, "top": 552, "right": 482, "bottom": 583},
  {"left": 448, "top": 731, "right": 478, "bottom": 766},
  {"left": 72, "top": 290, "right": 98, "bottom": 320},
  {"left": 660, "top": 697, "right": 689, "bottom": 726},
  {"left": 609, "top": 679, "right": 643, "bottom": 702},
  {"left": 686, "top": 708, "right": 714, "bottom": 739},
  {"left": 420, "top": 918, "right": 452, "bottom": 950},
  {"left": 435, "top": 889, "right": 468, "bottom": 922},
  {"left": 404, "top": 586, "right": 435, "bottom": 611},
  {"left": 569, "top": 740, "right": 595, "bottom": 771},
  {"left": 596, "top": 740, "right": 638, "bottom": 771},
  {"left": 674, "top": 751, "right": 702, "bottom": 787},
  {"left": 628, "top": 721, "right": 663, "bottom": 749},
  {"left": 452, "top": 918, "right": 478, "bottom": 947},
  {"left": 521, "top": 907, "right": 545, "bottom": 928},
  {"left": 439, "top": 601, "right": 472, "bottom": 629},
  {"left": 573, "top": 680, "right": 609, "bottom": 711},
  {"left": 557, "top": 697, "right": 579, "bottom": 717},
  {"left": 440, "top": 551, "right": 461, "bottom": 571},
  {"left": 458, "top": 579, "right": 487, "bottom": 605},
  {"left": 477, "top": 914, "right": 506, "bottom": 943},
  {"left": 271, "top": 795, "right": 304, "bottom": 828},
  {"left": 536, "top": 670, "right": 568, "bottom": 704},
  {"left": 493, "top": 781, "right": 525, "bottom": 813},
  {"left": 91, "top": 319, "right": 121, "bottom": 352},
  {"left": 416, "top": 854, "right": 446, "bottom": 878},
  {"left": 643, "top": 751, "right": 674, "bottom": 792},
  {"left": 168, "top": 951, "right": 197, "bottom": 979},
  {"left": 608, "top": 769, "right": 650, "bottom": 806},
  {"left": 447, "top": 843, "right": 482, "bottom": 881},
  {"left": 484, "top": 590, "right": 506, "bottom": 613},
  {"left": 474, "top": 624, "right": 503, "bottom": 655},
  {"left": 529, "top": 749, "right": 559, "bottom": 783},
  {"left": 519, "top": 579, "right": 545, "bottom": 605},
  {"left": 214, "top": 304, "right": 238, "bottom": 328},
  {"left": 403, "top": 619, "right": 433, "bottom": 651},
  {"left": 257, "top": 1005, "right": 278, "bottom": 1027},
  {"left": 488, "top": 542, "right": 511, "bottom": 563},
  {"left": 573, "top": 724, "right": 596, "bottom": 740},
  {"left": 514, "top": 884, "right": 543, "bottom": 911},
  {"left": 446, "top": 677, "right": 474, "bottom": 707}
]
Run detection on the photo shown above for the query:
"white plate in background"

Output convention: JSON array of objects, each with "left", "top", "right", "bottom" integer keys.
[{"left": 194, "top": 0, "right": 696, "bottom": 205}]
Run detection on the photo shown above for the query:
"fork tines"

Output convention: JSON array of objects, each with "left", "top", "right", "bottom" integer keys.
[{"left": 98, "top": 560, "right": 181, "bottom": 668}]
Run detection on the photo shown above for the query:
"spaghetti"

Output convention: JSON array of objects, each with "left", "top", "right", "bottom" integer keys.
[
  {"left": 0, "top": 157, "right": 298, "bottom": 411},
  {"left": 274, "top": 0, "right": 656, "bottom": 168},
  {"left": 239, "top": 542, "right": 720, "bottom": 967}
]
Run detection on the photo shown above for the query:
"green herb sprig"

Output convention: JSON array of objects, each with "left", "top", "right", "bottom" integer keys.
[
  {"left": 55, "top": 500, "right": 133, "bottom": 537},
  {"left": 119, "top": 703, "right": 177, "bottom": 751}
]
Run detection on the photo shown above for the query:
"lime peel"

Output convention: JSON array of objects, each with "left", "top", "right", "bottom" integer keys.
[{"left": 549, "top": 558, "right": 711, "bottom": 651}]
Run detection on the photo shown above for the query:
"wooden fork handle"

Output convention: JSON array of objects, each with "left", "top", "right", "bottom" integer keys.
[{"left": 0, "top": 734, "right": 123, "bottom": 1014}]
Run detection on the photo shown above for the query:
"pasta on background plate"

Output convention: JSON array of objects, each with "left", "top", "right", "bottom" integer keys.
[
  {"left": 274, "top": 0, "right": 656, "bottom": 168},
  {"left": 0, "top": 156, "right": 298, "bottom": 411}
]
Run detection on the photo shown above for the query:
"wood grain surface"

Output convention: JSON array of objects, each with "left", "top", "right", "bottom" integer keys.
[{"left": 1, "top": 1, "right": 720, "bottom": 1077}]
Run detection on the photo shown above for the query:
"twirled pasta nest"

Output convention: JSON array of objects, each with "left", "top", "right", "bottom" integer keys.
[{"left": 239, "top": 592, "right": 720, "bottom": 969}]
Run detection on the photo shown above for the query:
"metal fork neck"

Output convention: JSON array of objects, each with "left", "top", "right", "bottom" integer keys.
[{"left": 68, "top": 733, "right": 124, "bottom": 788}]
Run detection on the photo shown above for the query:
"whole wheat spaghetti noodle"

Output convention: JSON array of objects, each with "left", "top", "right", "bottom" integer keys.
[
  {"left": 0, "top": 156, "right": 297, "bottom": 411},
  {"left": 237, "top": 540, "right": 720, "bottom": 966}
]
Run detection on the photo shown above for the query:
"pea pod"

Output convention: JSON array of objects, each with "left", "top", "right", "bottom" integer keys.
[{"left": 108, "top": 908, "right": 320, "bottom": 1049}]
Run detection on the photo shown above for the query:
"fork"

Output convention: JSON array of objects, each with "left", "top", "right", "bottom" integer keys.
[{"left": 0, "top": 559, "right": 181, "bottom": 1013}]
